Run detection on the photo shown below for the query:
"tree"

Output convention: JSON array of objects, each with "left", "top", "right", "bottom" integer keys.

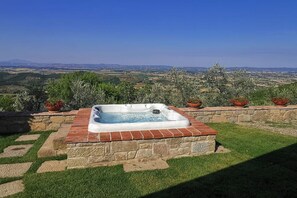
[
  {"left": 230, "top": 69, "right": 255, "bottom": 98},
  {"left": 117, "top": 81, "right": 136, "bottom": 103},
  {"left": 69, "top": 80, "right": 106, "bottom": 109},
  {"left": 26, "top": 78, "right": 47, "bottom": 111},
  {"left": 202, "top": 63, "right": 231, "bottom": 106},
  {"left": 46, "top": 71, "right": 102, "bottom": 103},
  {"left": 97, "top": 82, "right": 120, "bottom": 102},
  {"left": 167, "top": 68, "right": 200, "bottom": 105},
  {"left": 136, "top": 83, "right": 171, "bottom": 104}
]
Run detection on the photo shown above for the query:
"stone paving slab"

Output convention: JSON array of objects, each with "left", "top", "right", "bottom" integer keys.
[
  {"left": 0, "top": 144, "right": 33, "bottom": 158},
  {"left": 38, "top": 124, "right": 70, "bottom": 158},
  {"left": 0, "top": 180, "right": 24, "bottom": 198},
  {"left": 37, "top": 132, "right": 58, "bottom": 158},
  {"left": 15, "top": 134, "right": 40, "bottom": 142},
  {"left": 37, "top": 160, "right": 67, "bottom": 173},
  {"left": 215, "top": 145, "right": 231, "bottom": 153},
  {"left": 123, "top": 159, "right": 169, "bottom": 172},
  {"left": 0, "top": 162, "right": 32, "bottom": 178}
]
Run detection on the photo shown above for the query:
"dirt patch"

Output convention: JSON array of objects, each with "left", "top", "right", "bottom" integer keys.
[{"left": 11, "top": 147, "right": 25, "bottom": 151}]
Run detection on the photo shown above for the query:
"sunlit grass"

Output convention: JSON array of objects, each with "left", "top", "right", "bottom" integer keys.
[{"left": 1, "top": 124, "right": 296, "bottom": 197}]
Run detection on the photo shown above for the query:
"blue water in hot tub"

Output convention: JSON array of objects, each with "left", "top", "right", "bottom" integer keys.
[{"left": 96, "top": 112, "right": 169, "bottom": 123}]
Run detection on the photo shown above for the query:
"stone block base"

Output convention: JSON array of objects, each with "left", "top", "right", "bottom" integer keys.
[{"left": 67, "top": 135, "right": 216, "bottom": 169}]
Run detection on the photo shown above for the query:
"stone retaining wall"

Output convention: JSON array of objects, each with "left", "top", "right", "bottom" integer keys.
[
  {"left": 67, "top": 135, "right": 216, "bottom": 169},
  {"left": 182, "top": 105, "right": 297, "bottom": 124},
  {"left": 0, "top": 111, "right": 77, "bottom": 133},
  {"left": 2, "top": 105, "right": 296, "bottom": 134}
]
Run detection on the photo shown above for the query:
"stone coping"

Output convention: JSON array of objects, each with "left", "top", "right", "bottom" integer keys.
[
  {"left": 65, "top": 107, "right": 217, "bottom": 144},
  {"left": 0, "top": 110, "right": 78, "bottom": 117},
  {"left": 182, "top": 105, "right": 297, "bottom": 112}
]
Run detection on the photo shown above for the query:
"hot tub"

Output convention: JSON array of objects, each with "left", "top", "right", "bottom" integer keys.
[{"left": 88, "top": 103, "right": 190, "bottom": 133}]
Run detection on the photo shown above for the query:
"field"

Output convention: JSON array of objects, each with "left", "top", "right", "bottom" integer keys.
[{"left": 1, "top": 67, "right": 297, "bottom": 93}]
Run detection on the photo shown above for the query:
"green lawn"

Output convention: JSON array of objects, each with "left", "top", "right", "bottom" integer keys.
[{"left": 1, "top": 123, "right": 296, "bottom": 197}]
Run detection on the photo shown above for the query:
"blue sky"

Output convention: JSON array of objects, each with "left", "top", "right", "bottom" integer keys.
[{"left": 0, "top": 0, "right": 297, "bottom": 67}]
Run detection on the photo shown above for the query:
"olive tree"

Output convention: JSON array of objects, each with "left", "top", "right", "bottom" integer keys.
[
  {"left": 229, "top": 69, "right": 256, "bottom": 98},
  {"left": 136, "top": 83, "right": 171, "bottom": 104},
  {"left": 202, "top": 63, "right": 231, "bottom": 106},
  {"left": 68, "top": 80, "right": 106, "bottom": 109},
  {"left": 167, "top": 68, "right": 200, "bottom": 106},
  {"left": 46, "top": 71, "right": 102, "bottom": 104},
  {"left": 117, "top": 81, "right": 136, "bottom": 103}
]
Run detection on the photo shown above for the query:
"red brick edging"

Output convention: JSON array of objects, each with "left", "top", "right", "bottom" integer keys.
[{"left": 65, "top": 106, "right": 217, "bottom": 143}]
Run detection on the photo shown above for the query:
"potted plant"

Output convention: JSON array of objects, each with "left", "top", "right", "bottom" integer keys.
[
  {"left": 271, "top": 97, "right": 289, "bottom": 106},
  {"left": 270, "top": 87, "right": 290, "bottom": 106},
  {"left": 230, "top": 96, "right": 249, "bottom": 107},
  {"left": 44, "top": 99, "right": 64, "bottom": 112},
  {"left": 187, "top": 98, "right": 202, "bottom": 108}
]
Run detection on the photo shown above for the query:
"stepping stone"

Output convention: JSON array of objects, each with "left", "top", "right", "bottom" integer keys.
[
  {"left": 0, "top": 180, "right": 24, "bottom": 198},
  {"left": 123, "top": 159, "right": 169, "bottom": 172},
  {"left": 38, "top": 124, "right": 71, "bottom": 158},
  {"left": 15, "top": 134, "right": 40, "bottom": 142},
  {"left": 37, "top": 160, "right": 67, "bottom": 173},
  {"left": 0, "top": 162, "right": 32, "bottom": 178},
  {"left": 215, "top": 145, "right": 231, "bottom": 153},
  {"left": 0, "top": 144, "right": 33, "bottom": 158},
  {"left": 37, "top": 132, "right": 58, "bottom": 158}
]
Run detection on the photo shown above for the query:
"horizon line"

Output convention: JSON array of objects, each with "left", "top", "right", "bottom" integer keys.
[{"left": 1, "top": 59, "right": 296, "bottom": 69}]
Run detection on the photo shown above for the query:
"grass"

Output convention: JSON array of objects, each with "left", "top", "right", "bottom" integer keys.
[
  {"left": 0, "top": 123, "right": 296, "bottom": 197},
  {"left": 0, "top": 130, "right": 66, "bottom": 185},
  {"left": 0, "top": 133, "right": 21, "bottom": 152},
  {"left": 0, "top": 131, "right": 65, "bottom": 165}
]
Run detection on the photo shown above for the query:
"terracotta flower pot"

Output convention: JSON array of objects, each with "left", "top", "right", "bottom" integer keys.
[
  {"left": 272, "top": 98, "right": 289, "bottom": 106},
  {"left": 230, "top": 98, "right": 249, "bottom": 107},
  {"left": 187, "top": 102, "right": 202, "bottom": 108},
  {"left": 44, "top": 100, "right": 64, "bottom": 113},
  {"left": 45, "top": 105, "right": 61, "bottom": 113}
]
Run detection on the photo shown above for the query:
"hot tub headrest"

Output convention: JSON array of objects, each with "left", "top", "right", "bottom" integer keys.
[{"left": 152, "top": 109, "right": 160, "bottom": 114}]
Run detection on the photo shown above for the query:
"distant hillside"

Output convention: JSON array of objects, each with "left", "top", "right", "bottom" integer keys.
[
  {"left": 0, "top": 59, "right": 296, "bottom": 73},
  {"left": 0, "top": 71, "right": 60, "bottom": 94},
  {"left": 226, "top": 67, "right": 297, "bottom": 73}
]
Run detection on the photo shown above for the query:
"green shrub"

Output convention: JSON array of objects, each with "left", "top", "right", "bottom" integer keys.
[
  {"left": 0, "top": 95, "right": 15, "bottom": 112},
  {"left": 13, "top": 91, "right": 31, "bottom": 112},
  {"left": 26, "top": 79, "right": 47, "bottom": 111},
  {"left": 97, "top": 83, "right": 120, "bottom": 102},
  {"left": 136, "top": 83, "right": 171, "bottom": 104},
  {"left": 249, "top": 82, "right": 297, "bottom": 105},
  {"left": 69, "top": 80, "right": 106, "bottom": 109},
  {"left": 46, "top": 71, "right": 102, "bottom": 103},
  {"left": 117, "top": 81, "right": 136, "bottom": 103},
  {"left": 249, "top": 89, "right": 271, "bottom": 106}
]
